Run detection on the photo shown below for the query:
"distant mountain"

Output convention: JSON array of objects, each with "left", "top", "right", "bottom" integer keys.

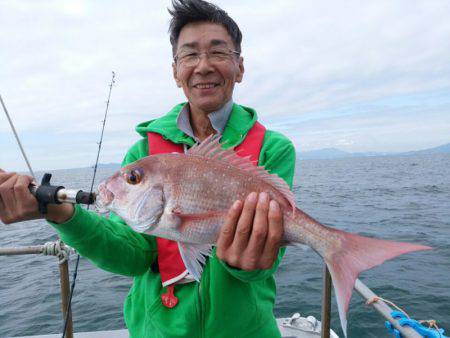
[
  {"left": 299, "top": 143, "right": 450, "bottom": 160},
  {"left": 35, "top": 162, "right": 121, "bottom": 175},
  {"left": 298, "top": 148, "right": 351, "bottom": 159},
  {"left": 400, "top": 143, "right": 450, "bottom": 156},
  {"left": 94, "top": 163, "right": 121, "bottom": 170},
  {"left": 298, "top": 147, "right": 393, "bottom": 159},
  {"left": 35, "top": 143, "right": 450, "bottom": 171}
]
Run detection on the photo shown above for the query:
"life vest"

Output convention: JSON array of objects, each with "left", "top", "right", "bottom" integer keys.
[{"left": 147, "top": 121, "right": 266, "bottom": 307}]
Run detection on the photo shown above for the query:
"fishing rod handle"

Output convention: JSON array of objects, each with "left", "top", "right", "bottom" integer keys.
[{"left": 29, "top": 173, "right": 96, "bottom": 213}]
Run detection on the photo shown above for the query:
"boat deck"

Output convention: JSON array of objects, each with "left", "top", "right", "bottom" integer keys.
[
  {"left": 15, "top": 330, "right": 128, "bottom": 338},
  {"left": 12, "top": 314, "right": 339, "bottom": 338}
]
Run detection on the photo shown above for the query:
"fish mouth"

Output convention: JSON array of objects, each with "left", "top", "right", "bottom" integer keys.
[{"left": 95, "top": 182, "right": 115, "bottom": 213}]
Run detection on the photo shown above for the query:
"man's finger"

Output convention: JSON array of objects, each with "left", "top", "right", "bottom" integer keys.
[
  {"left": 216, "top": 200, "right": 242, "bottom": 255},
  {"left": 14, "top": 175, "right": 38, "bottom": 209},
  {"left": 0, "top": 169, "right": 6, "bottom": 214},
  {"left": 246, "top": 192, "right": 269, "bottom": 260},
  {"left": 231, "top": 192, "right": 258, "bottom": 253},
  {"left": 0, "top": 174, "right": 19, "bottom": 220},
  {"left": 0, "top": 171, "right": 15, "bottom": 185},
  {"left": 0, "top": 188, "right": 5, "bottom": 213},
  {"left": 260, "top": 200, "right": 284, "bottom": 268}
]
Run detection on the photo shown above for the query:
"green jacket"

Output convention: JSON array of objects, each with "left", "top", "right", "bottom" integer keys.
[{"left": 50, "top": 103, "right": 296, "bottom": 338}]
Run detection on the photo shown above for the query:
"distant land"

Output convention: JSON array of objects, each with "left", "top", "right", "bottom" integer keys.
[
  {"left": 298, "top": 142, "right": 450, "bottom": 160},
  {"left": 36, "top": 162, "right": 121, "bottom": 174},
  {"left": 90, "top": 142, "right": 450, "bottom": 166},
  {"left": 36, "top": 143, "right": 450, "bottom": 173}
]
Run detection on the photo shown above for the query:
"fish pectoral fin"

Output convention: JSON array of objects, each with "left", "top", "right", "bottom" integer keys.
[
  {"left": 178, "top": 242, "right": 213, "bottom": 282},
  {"left": 171, "top": 209, "right": 227, "bottom": 231},
  {"left": 172, "top": 209, "right": 226, "bottom": 222}
]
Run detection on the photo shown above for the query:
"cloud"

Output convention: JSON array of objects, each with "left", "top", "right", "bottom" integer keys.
[{"left": 1, "top": 0, "right": 449, "bottom": 171}]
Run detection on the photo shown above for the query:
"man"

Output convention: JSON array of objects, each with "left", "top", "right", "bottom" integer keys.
[{"left": 0, "top": 0, "right": 296, "bottom": 337}]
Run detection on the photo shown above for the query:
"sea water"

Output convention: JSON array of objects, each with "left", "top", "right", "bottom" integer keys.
[{"left": 1, "top": 153, "right": 449, "bottom": 337}]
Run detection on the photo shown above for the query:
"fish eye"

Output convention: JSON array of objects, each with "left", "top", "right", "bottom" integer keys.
[{"left": 125, "top": 168, "right": 144, "bottom": 185}]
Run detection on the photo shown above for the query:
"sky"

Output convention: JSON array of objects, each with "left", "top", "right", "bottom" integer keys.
[{"left": 1, "top": 0, "right": 449, "bottom": 171}]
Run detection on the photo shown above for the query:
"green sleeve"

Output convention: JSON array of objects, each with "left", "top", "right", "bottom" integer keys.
[
  {"left": 258, "top": 130, "right": 296, "bottom": 188},
  {"left": 219, "top": 130, "right": 296, "bottom": 282},
  {"left": 48, "top": 138, "right": 156, "bottom": 277},
  {"left": 121, "top": 139, "right": 148, "bottom": 165},
  {"left": 49, "top": 205, "right": 156, "bottom": 276}
]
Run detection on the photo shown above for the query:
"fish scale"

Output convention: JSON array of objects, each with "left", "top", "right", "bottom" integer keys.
[{"left": 171, "top": 157, "right": 258, "bottom": 243}]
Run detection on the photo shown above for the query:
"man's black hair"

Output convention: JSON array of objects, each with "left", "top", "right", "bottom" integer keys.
[{"left": 168, "top": 0, "right": 242, "bottom": 57}]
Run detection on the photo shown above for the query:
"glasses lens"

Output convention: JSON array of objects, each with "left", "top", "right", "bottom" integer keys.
[
  {"left": 177, "top": 49, "right": 236, "bottom": 67},
  {"left": 178, "top": 53, "right": 199, "bottom": 67},
  {"left": 209, "top": 49, "right": 231, "bottom": 63}
]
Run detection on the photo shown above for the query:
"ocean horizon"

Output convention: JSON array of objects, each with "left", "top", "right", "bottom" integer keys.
[{"left": 1, "top": 152, "right": 449, "bottom": 337}]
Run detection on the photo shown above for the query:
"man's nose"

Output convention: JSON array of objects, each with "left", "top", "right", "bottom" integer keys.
[{"left": 194, "top": 54, "right": 214, "bottom": 74}]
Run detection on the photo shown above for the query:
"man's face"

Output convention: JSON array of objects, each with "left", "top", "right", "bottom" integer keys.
[{"left": 172, "top": 22, "right": 244, "bottom": 113}]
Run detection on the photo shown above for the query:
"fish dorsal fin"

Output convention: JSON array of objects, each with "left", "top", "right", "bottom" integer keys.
[{"left": 188, "top": 135, "right": 296, "bottom": 211}]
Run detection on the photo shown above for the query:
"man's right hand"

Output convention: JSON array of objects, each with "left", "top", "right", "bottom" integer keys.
[{"left": 0, "top": 169, "right": 74, "bottom": 224}]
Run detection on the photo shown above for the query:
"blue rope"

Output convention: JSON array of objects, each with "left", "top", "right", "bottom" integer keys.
[{"left": 386, "top": 311, "right": 447, "bottom": 338}]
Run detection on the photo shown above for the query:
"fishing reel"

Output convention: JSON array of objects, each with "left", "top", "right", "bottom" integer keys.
[{"left": 30, "top": 173, "right": 96, "bottom": 214}]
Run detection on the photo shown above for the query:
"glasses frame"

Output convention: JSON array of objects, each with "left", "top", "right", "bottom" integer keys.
[{"left": 174, "top": 48, "right": 241, "bottom": 67}]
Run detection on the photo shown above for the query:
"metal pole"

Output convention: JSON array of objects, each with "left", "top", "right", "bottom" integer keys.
[
  {"left": 0, "top": 242, "right": 74, "bottom": 337},
  {"left": 321, "top": 264, "right": 332, "bottom": 338},
  {"left": 59, "top": 260, "right": 73, "bottom": 338},
  {"left": 0, "top": 245, "right": 44, "bottom": 255},
  {"left": 355, "top": 279, "right": 422, "bottom": 338}
]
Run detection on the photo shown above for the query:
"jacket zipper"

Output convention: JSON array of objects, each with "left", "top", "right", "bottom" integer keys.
[{"left": 198, "top": 281, "right": 204, "bottom": 338}]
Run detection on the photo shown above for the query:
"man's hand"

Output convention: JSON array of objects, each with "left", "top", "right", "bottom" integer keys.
[
  {"left": 0, "top": 168, "right": 74, "bottom": 224},
  {"left": 216, "top": 191, "right": 284, "bottom": 271},
  {"left": 0, "top": 169, "right": 41, "bottom": 224}
]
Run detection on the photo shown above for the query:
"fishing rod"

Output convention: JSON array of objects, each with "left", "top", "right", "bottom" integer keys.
[
  {"left": 0, "top": 95, "right": 36, "bottom": 180},
  {"left": 61, "top": 71, "right": 116, "bottom": 338},
  {"left": 1, "top": 94, "right": 97, "bottom": 213},
  {"left": 29, "top": 176, "right": 96, "bottom": 213},
  {"left": 1, "top": 71, "right": 116, "bottom": 337}
]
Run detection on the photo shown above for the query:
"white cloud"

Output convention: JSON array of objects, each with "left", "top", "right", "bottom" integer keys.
[{"left": 1, "top": 0, "right": 449, "bottom": 171}]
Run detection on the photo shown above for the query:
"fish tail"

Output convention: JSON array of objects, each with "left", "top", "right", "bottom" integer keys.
[{"left": 322, "top": 228, "right": 431, "bottom": 337}]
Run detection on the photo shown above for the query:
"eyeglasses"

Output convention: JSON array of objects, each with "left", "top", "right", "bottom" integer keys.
[{"left": 174, "top": 48, "right": 240, "bottom": 67}]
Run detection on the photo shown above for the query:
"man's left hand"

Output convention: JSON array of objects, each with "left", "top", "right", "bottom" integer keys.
[{"left": 216, "top": 192, "right": 284, "bottom": 270}]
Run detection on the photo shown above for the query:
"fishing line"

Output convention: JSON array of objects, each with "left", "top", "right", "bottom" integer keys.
[
  {"left": 61, "top": 71, "right": 116, "bottom": 338},
  {"left": 0, "top": 94, "right": 36, "bottom": 180}
]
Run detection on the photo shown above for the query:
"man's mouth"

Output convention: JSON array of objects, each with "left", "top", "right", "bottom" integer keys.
[{"left": 193, "top": 82, "right": 220, "bottom": 89}]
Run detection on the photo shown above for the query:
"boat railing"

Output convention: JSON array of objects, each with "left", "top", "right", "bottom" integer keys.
[
  {"left": 0, "top": 243, "right": 424, "bottom": 338},
  {"left": 321, "top": 264, "right": 422, "bottom": 338},
  {"left": 0, "top": 241, "right": 74, "bottom": 338}
]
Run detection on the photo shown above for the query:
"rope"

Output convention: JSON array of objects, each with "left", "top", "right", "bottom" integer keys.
[
  {"left": 42, "top": 241, "right": 75, "bottom": 264},
  {"left": 419, "top": 319, "right": 442, "bottom": 334},
  {"left": 366, "top": 296, "right": 411, "bottom": 318},
  {"left": 366, "top": 296, "right": 442, "bottom": 336}
]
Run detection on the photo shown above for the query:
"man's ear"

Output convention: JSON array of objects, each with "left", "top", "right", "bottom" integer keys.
[
  {"left": 236, "top": 56, "right": 244, "bottom": 83},
  {"left": 172, "top": 62, "right": 182, "bottom": 88}
]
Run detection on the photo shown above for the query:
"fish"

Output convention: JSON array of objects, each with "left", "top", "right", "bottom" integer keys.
[{"left": 96, "top": 135, "right": 431, "bottom": 336}]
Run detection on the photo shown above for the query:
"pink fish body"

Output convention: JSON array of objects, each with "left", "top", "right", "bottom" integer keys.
[{"left": 97, "top": 136, "right": 431, "bottom": 336}]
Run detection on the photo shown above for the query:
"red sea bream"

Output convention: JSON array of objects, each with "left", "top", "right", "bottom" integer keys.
[{"left": 96, "top": 136, "right": 431, "bottom": 336}]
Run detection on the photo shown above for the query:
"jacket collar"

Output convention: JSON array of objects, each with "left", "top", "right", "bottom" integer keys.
[
  {"left": 136, "top": 103, "right": 258, "bottom": 149},
  {"left": 176, "top": 100, "right": 234, "bottom": 141}
]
